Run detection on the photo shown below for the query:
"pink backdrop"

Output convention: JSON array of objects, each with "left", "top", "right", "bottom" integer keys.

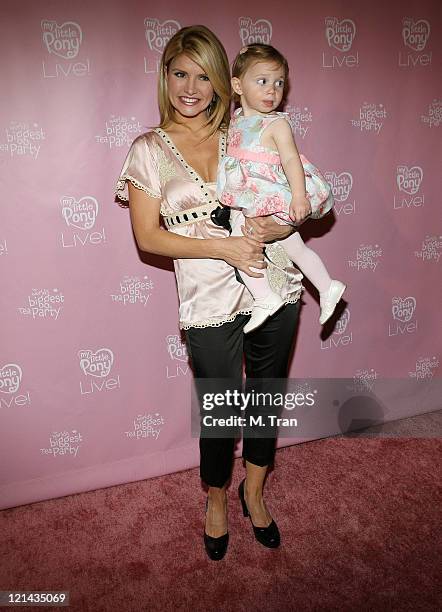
[{"left": 1, "top": 0, "right": 440, "bottom": 509}]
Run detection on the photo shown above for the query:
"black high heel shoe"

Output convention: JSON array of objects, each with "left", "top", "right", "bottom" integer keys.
[
  {"left": 238, "top": 479, "right": 280, "bottom": 548},
  {"left": 203, "top": 498, "right": 229, "bottom": 561}
]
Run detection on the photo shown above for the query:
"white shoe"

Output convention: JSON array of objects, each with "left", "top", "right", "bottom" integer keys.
[
  {"left": 243, "top": 295, "right": 285, "bottom": 334},
  {"left": 319, "top": 280, "right": 346, "bottom": 325}
]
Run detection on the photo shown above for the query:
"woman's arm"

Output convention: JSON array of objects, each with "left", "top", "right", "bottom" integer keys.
[{"left": 128, "top": 183, "right": 266, "bottom": 277}]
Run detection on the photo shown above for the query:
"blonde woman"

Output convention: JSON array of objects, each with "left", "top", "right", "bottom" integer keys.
[{"left": 116, "top": 25, "right": 302, "bottom": 560}]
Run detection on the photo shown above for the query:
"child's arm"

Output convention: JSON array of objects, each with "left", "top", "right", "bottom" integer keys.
[{"left": 266, "top": 118, "right": 311, "bottom": 223}]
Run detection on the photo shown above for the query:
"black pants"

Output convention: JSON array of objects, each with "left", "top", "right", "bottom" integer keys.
[{"left": 185, "top": 302, "right": 300, "bottom": 487}]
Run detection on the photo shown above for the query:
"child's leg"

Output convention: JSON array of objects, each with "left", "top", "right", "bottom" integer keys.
[
  {"left": 279, "top": 230, "right": 346, "bottom": 324},
  {"left": 279, "top": 231, "right": 332, "bottom": 293},
  {"left": 231, "top": 213, "right": 277, "bottom": 299}
]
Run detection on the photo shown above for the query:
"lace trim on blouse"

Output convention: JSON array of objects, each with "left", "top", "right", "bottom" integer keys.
[
  {"left": 115, "top": 175, "right": 161, "bottom": 201},
  {"left": 180, "top": 293, "right": 301, "bottom": 330}
]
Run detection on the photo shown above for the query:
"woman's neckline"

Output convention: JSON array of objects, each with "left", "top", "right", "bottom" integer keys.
[{"left": 154, "top": 127, "right": 225, "bottom": 187}]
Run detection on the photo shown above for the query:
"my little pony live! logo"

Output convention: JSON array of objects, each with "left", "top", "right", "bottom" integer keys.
[
  {"left": 144, "top": 18, "right": 181, "bottom": 74},
  {"left": 393, "top": 166, "right": 424, "bottom": 210},
  {"left": 41, "top": 20, "right": 91, "bottom": 78},
  {"left": 166, "top": 335, "right": 189, "bottom": 379},
  {"left": 388, "top": 297, "right": 418, "bottom": 337},
  {"left": 320, "top": 308, "right": 353, "bottom": 350},
  {"left": 399, "top": 18, "right": 432, "bottom": 67},
  {"left": 322, "top": 17, "right": 359, "bottom": 68},
  {"left": 0, "top": 364, "right": 31, "bottom": 409},
  {"left": 78, "top": 348, "right": 121, "bottom": 396},
  {"left": 59, "top": 195, "right": 106, "bottom": 249},
  {"left": 323, "top": 170, "right": 355, "bottom": 217},
  {"left": 238, "top": 17, "right": 272, "bottom": 45}
]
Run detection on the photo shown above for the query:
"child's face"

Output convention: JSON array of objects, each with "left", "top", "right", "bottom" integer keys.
[{"left": 232, "top": 61, "right": 285, "bottom": 116}]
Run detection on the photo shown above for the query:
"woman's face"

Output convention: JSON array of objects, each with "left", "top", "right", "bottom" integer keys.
[{"left": 166, "top": 53, "right": 214, "bottom": 120}]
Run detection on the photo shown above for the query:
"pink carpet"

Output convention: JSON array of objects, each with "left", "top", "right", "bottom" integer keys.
[{"left": 1, "top": 425, "right": 441, "bottom": 611}]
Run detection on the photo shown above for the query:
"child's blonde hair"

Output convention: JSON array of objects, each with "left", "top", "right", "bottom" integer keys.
[{"left": 231, "top": 44, "right": 289, "bottom": 101}]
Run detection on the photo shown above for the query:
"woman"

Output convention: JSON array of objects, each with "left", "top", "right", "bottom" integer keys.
[{"left": 116, "top": 25, "right": 304, "bottom": 560}]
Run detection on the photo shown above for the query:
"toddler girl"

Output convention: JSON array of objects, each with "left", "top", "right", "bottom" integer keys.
[{"left": 217, "top": 44, "right": 346, "bottom": 333}]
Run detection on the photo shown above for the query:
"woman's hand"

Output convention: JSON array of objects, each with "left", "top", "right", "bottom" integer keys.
[
  {"left": 218, "top": 236, "right": 267, "bottom": 278},
  {"left": 242, "top": 216, "right": 295, "bottom": 243}
]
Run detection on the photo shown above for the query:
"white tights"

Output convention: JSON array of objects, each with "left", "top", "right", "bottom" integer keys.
[{"left": 232, "top": 215, "right": 332, "bottom": 300}]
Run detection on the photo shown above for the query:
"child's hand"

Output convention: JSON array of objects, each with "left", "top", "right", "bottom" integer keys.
[{"left": 289, "top": 194, "right": 312, "bottom": 224}]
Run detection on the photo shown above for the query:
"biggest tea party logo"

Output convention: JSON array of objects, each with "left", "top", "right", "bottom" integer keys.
[{"left": 0, "top": 121, "right": 46, "bottom": 160}]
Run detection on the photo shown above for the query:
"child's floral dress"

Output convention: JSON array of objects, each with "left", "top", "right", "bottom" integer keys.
[{"left": 217, "top": 108, "right": 334, "bottom": 224}]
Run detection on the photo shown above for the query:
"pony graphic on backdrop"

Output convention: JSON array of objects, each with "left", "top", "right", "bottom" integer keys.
[
  {"left": 321, "top": 308, "right": 353, "bottom": 350},
  {"left": 78, "top": 348, "right": 121, "bottom": 395},
  {"left": 41, "top": 20, "right": 90, "bottom": 78},
  {"left": 399, "top": 18, "right": 432, "bottom": 67},
  {"left": 166, "top": 335, "right": 189, "bottom": 379},
  {"left": 323, "top": 17, "right": 358, "bottom": 68},
  {"left": 0, "top": 364, "right": 22, "bottom": 395},
  {"left": 144, "top": 18, "right": 181, "bottom": 73},
  {"left": 389, "top": 296, "right": 418, "bottom": 337},
  {"left": 324, "top": 170, "right": 355, "bottom": 216},
  {"left": 0, "top": 363, "right": 31, "bottom": 409},
  {"left": 60, "top": 195, "right": 106, "bottom": 248},
  {"left": 238, "top": 17, "right": 272, "bottom": 45},
  {"left": 394, "top": 165, "right": 424, "bottom": 210}
]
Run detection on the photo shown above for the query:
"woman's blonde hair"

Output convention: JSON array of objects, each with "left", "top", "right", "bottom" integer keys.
[
  {"left": 231, "top": 44, "right": 289, "bottom": 103},
  {"left": 158, "top": 25, "right": 231, "bottom": 136}
]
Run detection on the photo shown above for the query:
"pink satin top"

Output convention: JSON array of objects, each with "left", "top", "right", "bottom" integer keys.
[{"left": 115, "top": 129, "right": 302, "bottom": 329}]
